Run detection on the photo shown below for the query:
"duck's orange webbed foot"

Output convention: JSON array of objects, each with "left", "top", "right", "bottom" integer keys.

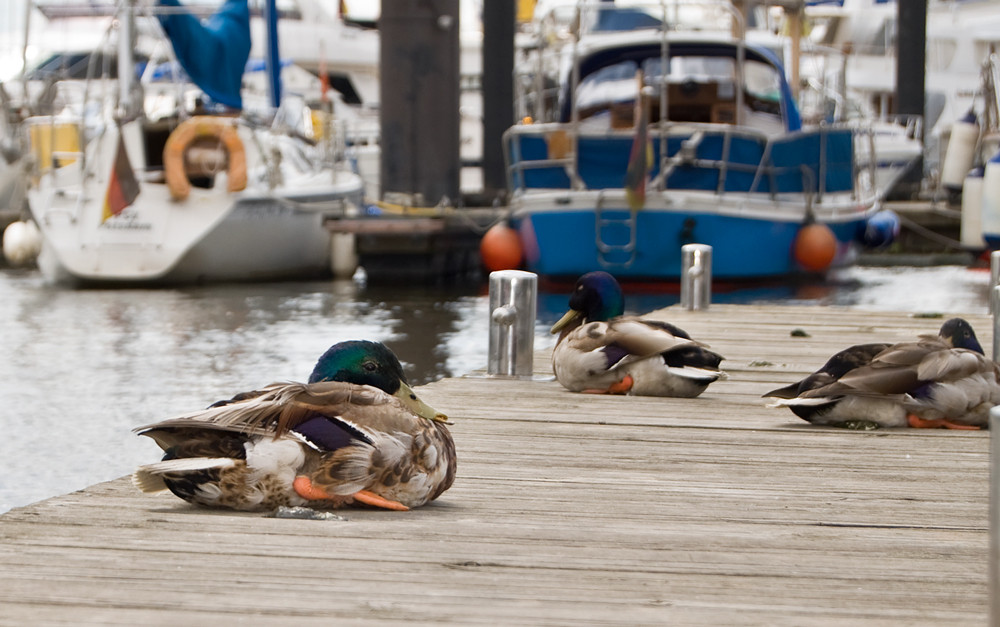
[
  {"left": 293, "top": 475, "right": 335, "bottom": 500},
  {"left": 352, "top": 490, "right": 410, "bottom": 511},
  {"left": 293, "top": 477, "right": 410, "bottom": 510},
  {"left": 907, "top": 415, "right": 981, "bottom": 430},
  {"left": 582, "top": 375, "right": 634, "bottom": 395}
]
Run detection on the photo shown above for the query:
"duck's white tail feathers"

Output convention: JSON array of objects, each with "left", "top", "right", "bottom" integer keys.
[
  {"left": 766, "top": 396, "right": 834, "bottom": 409},
  {"left": 132, "top": 458, "right": 237, "bottom": 493},
  {"left": 670, "top": 366, "right": 727, "bottom": 382}
]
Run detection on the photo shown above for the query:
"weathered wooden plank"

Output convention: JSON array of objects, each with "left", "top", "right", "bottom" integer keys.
[{"left": 0, "top": 305, "right": 992, "bottom": 625}]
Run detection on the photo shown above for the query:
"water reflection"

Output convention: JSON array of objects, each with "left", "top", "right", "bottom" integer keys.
[{"left": 0, "top": 263, "right": 991, "bottom": 513}]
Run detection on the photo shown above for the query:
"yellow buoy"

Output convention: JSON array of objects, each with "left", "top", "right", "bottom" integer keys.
[
  {"left": 793, "top": 222, "right": 837, "bottom": 272},
  {"left": 480, "top": 223, "right": 523, "bottom": 272}
]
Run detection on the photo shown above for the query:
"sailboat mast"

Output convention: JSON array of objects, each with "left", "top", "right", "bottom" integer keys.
[
  {"left": 117, "top": 0, "right": 137, "bottom": 118},
  {"left": 264, "top": 0, "right": 281, "bottom": 107},
  {"left": 20, "top": 1, "right": 31, "bottom": 93}
]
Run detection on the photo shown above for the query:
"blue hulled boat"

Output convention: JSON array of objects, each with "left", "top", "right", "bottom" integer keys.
[{"left": 504, "top": 0, "right": 889, "bottom": 281}]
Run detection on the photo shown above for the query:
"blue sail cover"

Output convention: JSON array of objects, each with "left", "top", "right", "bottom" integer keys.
[
  {"left": 156, "top": 0, "right": 251, "bottom": 109},
  {"left": 747, "top": 42, "right": 802, "bottom": 132}
]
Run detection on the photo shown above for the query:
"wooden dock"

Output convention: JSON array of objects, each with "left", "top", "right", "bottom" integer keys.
[
  {"left": 0, "top": 305, "right": 993, "bottom": 625},
  {"left": 325, "top": 208, "right": 501, "bottom": 283}
]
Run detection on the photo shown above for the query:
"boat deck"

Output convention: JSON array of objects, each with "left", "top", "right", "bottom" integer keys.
[{"left": 0, "top": 304, "right": 992, "bottom": 625}]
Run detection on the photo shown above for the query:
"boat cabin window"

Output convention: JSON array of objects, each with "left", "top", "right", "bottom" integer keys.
[
  {"left": 575, "top": 60, "right": 641, "bottom": 122},
  {"left": 26, "top": 52, "right": 149, "bottom": 81},
  {"left": 573, "top": 53, "right": 784, "bottom": 132}
]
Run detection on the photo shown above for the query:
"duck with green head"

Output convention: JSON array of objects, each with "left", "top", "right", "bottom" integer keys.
[
  {"left": 133, "top": 340, "right": 456, "bottom": 511},
  {"left": 550, "top": 271, "right": 726, "bottom": 397},
  {"left": 764, "top": 318, "right": 1000, "bottom": 429}
]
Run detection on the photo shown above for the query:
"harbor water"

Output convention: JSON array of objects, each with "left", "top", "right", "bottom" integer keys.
[{"left": 0, "top": 263, "right": 993, "bottom": 513}]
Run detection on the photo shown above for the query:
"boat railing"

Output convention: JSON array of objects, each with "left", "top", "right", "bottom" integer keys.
[
  {"left": 515, "top": 0, "right": 747, "bottom": 123},
  {"left": 886, "top": 114, "right": 923, "bottom": 141},
  {"left": 978, "top": 53, "right": 1000, "bottom": 137},
  {"left": 512, "top": 1, "right": 794, "bottom": 199},
  {"left": 505, "top": 119, "right": 864, "bottom": 206}
]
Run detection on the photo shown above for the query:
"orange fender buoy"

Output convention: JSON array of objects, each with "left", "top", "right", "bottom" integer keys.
[
  {"left": 794, "top": 223, "right": 837, "bottom": 272},
  {"left": 163, "top": 116, "right": 247, "bottom": 201},
  {"left": 480, "top": 223, "right": 523, "bottom": 272}
]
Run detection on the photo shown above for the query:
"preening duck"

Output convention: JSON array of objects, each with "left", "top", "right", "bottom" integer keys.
[
  {"left": 764, "top": 318, "right": 1000, "bottom": 430},
  {"left": 133, "top": 340, "right": 456, "bottom": 511},
  {"left": 549, "top": 271, "right": 725, "bottom": 397}
]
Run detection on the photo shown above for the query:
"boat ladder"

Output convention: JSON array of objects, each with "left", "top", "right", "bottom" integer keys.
[{"left": 594, "top": 191, "right": 637, "bottom": 268}]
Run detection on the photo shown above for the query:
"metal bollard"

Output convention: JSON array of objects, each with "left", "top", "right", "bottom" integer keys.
[
  {"left": 991, "top": 406, "right": 1000, "bottom": 627},
  {"left": 994, "top": 285, "right": 1000, "bottom": 363},
  {"left": 992, "top": 252, "right": 1000, "bottom": 314},
  {"left": 488, "top": 270, "right": 537, "bottom": 377},
  {"left": 680, "top": 244, "right": 712, "bottom": 310}
]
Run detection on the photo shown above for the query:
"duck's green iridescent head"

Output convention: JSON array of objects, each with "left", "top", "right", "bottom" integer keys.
[
  {"left": 309, "top": 340, "right": 448, "bottom": 422},
  {"left": 939, "top": 318, "right": 984, "bottom": 354},
  {"left": 550, "top": 271, "right": 625, "bottom": 333}
]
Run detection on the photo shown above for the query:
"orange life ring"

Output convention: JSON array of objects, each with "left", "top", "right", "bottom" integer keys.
[{"left": 163, "top": 116, "right": 247, "bottom": 200}]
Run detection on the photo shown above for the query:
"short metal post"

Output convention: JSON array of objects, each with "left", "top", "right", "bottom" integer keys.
[
  {"left": 680, "top": 244, "right": 712, "bottom": 310},
  {"left": 991, "top": 406, "right": 1000, "bottom": 626},
  {"left": 488, "top": 270, "right": 537, "bottom": 377},
  {"left": 993, "top": 285, "right": 1000, "bottom": 363},
  {"left": 992, "top": 251, "right": 1000, "bottom": 314}
]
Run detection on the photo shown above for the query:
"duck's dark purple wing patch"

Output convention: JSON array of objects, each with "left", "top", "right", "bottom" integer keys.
[
  {"left": 907, "top": 381, "right": 936, "bottom": 401},
  {"left": 292, "top": 415, "right": 374, "bottom": 451},
  {"left": 601, "top": 344, "right": 631, "bottom": 369}
]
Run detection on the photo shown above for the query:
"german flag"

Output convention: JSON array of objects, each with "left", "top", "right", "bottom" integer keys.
[
  {"left": 624, "top": 70, "right": 652, "bottom": 212},
  {"left": 102, "top": 135, "right": 140, "bottom": 222}
]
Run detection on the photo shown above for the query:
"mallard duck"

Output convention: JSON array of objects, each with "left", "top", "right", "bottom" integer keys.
[
  {"left": 133, "top": 340, "right": 456, "bottom": 511},
  {"left": 764, "top": 318, "right": 1000, "bottom": 430},
  {"left": 549, "top": 271, "right": 726, "bottom": 397}
]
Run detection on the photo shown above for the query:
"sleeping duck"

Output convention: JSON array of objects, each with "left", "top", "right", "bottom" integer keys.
[
  {"left": 549, "top": 271, "right": 725, "bottom": 397},
  {"left": 764, "top": 318, "right": 999, "bottom": 430},
  {"left": 133, "top": 340, "right": 456, "bottom": 511}
]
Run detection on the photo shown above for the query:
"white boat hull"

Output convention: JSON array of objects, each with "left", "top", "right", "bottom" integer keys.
[
  {"left": 27, "top": 118, "right": 363, "bottom": 286},
  {"left": 34, "top": 195, "right": 337, "bottom": 285}
]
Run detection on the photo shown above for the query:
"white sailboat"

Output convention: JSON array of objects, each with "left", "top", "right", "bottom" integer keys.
[{"left": 23, "top": 0, "right": 364, "bottom": 285}]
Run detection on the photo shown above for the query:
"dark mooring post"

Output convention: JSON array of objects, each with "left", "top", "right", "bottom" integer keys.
[
  {"left": 481, "top": 0, "right": 515, "bottom": 201},
  {"left": 894, "top": 0, "right": 927, "bottom": 199},
  {"left": 380, "top": 1, "right": 460, "bottom": 207}
]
